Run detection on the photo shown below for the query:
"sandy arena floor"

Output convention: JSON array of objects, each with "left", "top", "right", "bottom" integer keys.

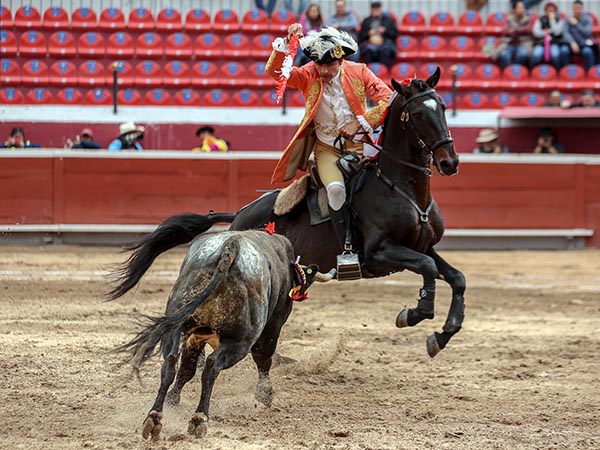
[{"left": 0, "top": 245, "right": 599, "bottom": 450}]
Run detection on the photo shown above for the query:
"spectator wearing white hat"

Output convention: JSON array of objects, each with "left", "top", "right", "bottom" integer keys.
[
  {"left": 108, "top": 122, "right": 145, "bottom": 151},
  {"left": 473, "top": 129, "right": 510, "bottom": 154}
]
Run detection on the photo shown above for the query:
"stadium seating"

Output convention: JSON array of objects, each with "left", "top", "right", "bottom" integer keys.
[
  {"left": 429, "top": 12, "right": 455, "bottom": 35},
  {"left": 368, "top": 63, "right": 390, "bottom": 80},
  {"left": 396, "top": 35, "right": 419, "bottom": 60},
  {"left": 585, "top": 65, "right": 600, "bottom": 89},
  {"left": 128, "top": 7, "right": 155, "bottom": 30},
  {"left": 390, "top": 62, "right": 417, "bottom": 80},
  {"left": 156, "top": 7, "right": 182, "bottom": 31},
  {"left": 56, "top": 87, "right": 84, "bottom": 104},
  {"left": 241, "top": 8, "right": 269, "bottom": 34},
  {"left": 1, "top": 87, "right": 24, "bottom": 104},
  {"left": 559, "top": 64, "right": 586, "bottom": 90},
  {"left": 1, "top": 59, "right": 20, "bottom": 86},
  {"left": 261, "top": 90, "right": 280, "bottom": 107},
  {"left": 184, "top": 8, "right": 211, "bottom": 32},
  {"left": 213, "top": 8, "right": 240, "bottom": 33},
  {"left": 223, "top": 33, "right": 251, "bottom": 59},
  {"left": 269, "top": 9, "right": 296, "bottom": 34},
  {"left": 165, "top": 32, "right": 193, "bottom": 58},
  {"left": 0, "top": 30, "right": 18, "bottom": 57},
  {"left": 250, "top": 34, "right": 274, "bottom": 59},
  {"left": 246, "top": 62, "right": 271, "bottom": 87},
  {"left": 501, "top": 64, "right": 530, "bottom": 90},
  {"left": 118, "top": 88, "right": 143, "bottom": 105},
  {"left": 163, "top": 61, "right": 191, "bottom": 87},
  {"left": 475, "top": 36, "right": 498, "bottom": 61},
  {"left": 113, "top": 60, "right": 135, "bottom": 87},
  {"left": 25, "top": 87, "right": 53, "bottom": 104},
  {"left": 106, "top": 31, "right": 135, "bottom": 58},
  {"left": 78, "top": 60, "right": 107, "bottom": 86},
  {"left": 48, "top": 31, "right": 77, "bottom": 57},
  {"left": 195, "top": 33, "right": 223, "bottom": 59},
  {"left": 70, "top": 7, "right": 98, "bottom": 30},
  {"left": 18, "top": 30, "right": 47, "bottom": 57},
  {"left": 232, "top": 89, "right": 260, "bottom": 106},
  {"left": 145, "top": 89, "right": 172, "bottom": 106},
  {"left": 0, "top": 5, "right": 12, "bottom": 29},
  {"left": 520, "top": 92, "right": 546, "bottom": 107},
  {"left": 173, "top": 88, "right": 201, "bottom": 106},
  {"left": 451, "top": 63, "right": 474, "bottom": 89},
  {"left": 85, "top": 88, "right": 112, "bottom": 105},
  {"left": 21, "top": 60, "right": 49, "bottom": 85},
  {"left": 288, "top": 91, "right": 306, "bottom": 107},
  {"left": 42, "top": 6, "right": 69, "bottom": 29},
  {"left": 14, "top": 5, "right": 41, "bottom": 29},
  {"left": 77, "top": 32, "right": 106, "bottom": 58},
  {"left": 219, "top": 62, "right": 247, "bottom": 87},
  {"left": 418, "top": 63, "right": 447, "bottom": 80},
  {"left": 471, "top": 63, "right": 502, "bottom": 90},
  {"left": 191, "top": 61, "right": 220, "bottom": 88},
  {"left": 529, "top": 64, "right": 558, "bottom": 91},
  {"left": 98, "top": 7, "right": 126, "bottom": 31},
  {"left": 490, "top": 92, "right": 519, "bottom": 108},
  {"left": 204, "top": 89, "right": 231, "bottom": 106},
  {"left": 136, "top": 32, "right": 164, "bottom": 59},
  {"left": 134, "top": 60, "right": 163, "bottom": 87},
  {"left": 400, "top": 11, "right": 427, "bottom": 35},
  {"left": 447, "top": 36, "right": 476, "bottom": 61},
  {"left": 457, "top": 11, "right": 483, "bottom": 35},
  {"left": 419, "top": 35, "right": 447, "bottom": 61},
  {"left": 49, "top": 60, "right": 78, "bottom": 86},
  {"left": 457, "top": 92, "right": 490, "bottom": 109},
  {"left": 485, "top": 12, "right": 507, "bottom": 36}
]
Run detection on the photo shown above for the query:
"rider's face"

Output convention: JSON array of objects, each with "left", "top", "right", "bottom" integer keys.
[{"left": 315, "top": 60, "right": 342, "bottom": 83}]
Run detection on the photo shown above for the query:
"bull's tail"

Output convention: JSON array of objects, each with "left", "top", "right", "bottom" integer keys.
[
  {"left": 117, "top": 237, "right": 240, "bottom": 369},
  {"left": 107, "top": 212, "right": 236, "bottom": 300}
]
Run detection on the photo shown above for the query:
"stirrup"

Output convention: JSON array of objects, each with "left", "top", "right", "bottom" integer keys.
[{"left": 336, "top": 250, "right": 362, "bottom": 281}]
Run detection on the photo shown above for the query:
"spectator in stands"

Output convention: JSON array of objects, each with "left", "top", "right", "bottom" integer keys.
[
  {"left": 465, "top": 0, "right": 486, "bottom": 12},
  {"left": 328, "top": 0, "right": 360, "bottom": 46},
  {"left": 108, "top": 122, "right": 145, "bottom": 151},
  {"left": 532, "top": 127, "right": 566, "bottom": 153},
  {"left": 531, "top": 2, "right": 570, "bottom": 69},
  {"left": 284, "top": 0, "right": 309, "bottom": 17},
  {"left": 495, "top": 1, "right": 534, "bottom": 69},
  {"left": 295, "top": 3, "right": 326, "bottom": 66},
  {"left": 358, "top": 1, "right": 398, "bottom": 69},
  {"left": 254, "top": 0, "right": 277, "bottom": 17},
  {"left": 266, "top": 24, "right": 392, "bottom": 262},
  {"left": 193, "top": 126, "right": 229, "bottom": 152},
  {"left": 0, "top": 127, "right": 40, "bottom": 149},
  {"left": 66, "top": 128, "right": 101, "bottom": 150},
  {"left": 564, "top": 0, "right": 597, "bottom": 70},
  {"left": 567, "top": 89, "right": 600, "bottom": 107},
  {"left": 473, "top": 129, "right": 510, "bottom": 153},
  {"left": 543, "top": 89, "right": 569, "bottom": 107}
]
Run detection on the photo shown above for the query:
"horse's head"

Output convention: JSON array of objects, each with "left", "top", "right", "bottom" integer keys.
[{"left": 386, "top": 67, "right": 459, "bottom": 176}]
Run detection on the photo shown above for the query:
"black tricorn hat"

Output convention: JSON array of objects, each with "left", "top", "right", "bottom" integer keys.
[{"left": 301, "top": 27, "right": 358, "bottom": 64}]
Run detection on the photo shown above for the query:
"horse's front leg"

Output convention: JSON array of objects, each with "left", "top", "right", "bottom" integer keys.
[{"left": 426, "top": 248, "right": 466, "bottom": 357}]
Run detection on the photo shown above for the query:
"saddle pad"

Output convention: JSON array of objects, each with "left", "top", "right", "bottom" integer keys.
[{"left": 274, "top": 174, "right": 310, "bottom": 216}]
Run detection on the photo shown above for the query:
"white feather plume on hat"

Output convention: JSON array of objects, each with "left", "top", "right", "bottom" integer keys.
[{"left": 300, "top": 27, "right": 358, "bottom": 63}]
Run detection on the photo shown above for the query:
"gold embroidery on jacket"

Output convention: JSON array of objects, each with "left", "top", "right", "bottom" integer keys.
[{"left": 351, "top": 79, "right": 366, "bottom": 105}]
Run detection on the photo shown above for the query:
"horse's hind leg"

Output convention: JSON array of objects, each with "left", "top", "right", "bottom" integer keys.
[
  {"left": 166, "top": 340, "right": 206, "bottom": 406},
  {"left": 426, "top": 248, "right": 466, "bottom": 357}
]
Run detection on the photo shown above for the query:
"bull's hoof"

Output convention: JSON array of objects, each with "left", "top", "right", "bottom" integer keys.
[
  {"left": 187, "top": 413, "right": 208, "bottom": 438},
  {"left": 426, "top": 334, "right": 442, "bottom": 358},
  {"left": 165, "top": 389, "right": 181, "bottom": 406},
  {"left": 255, "top": 378, "right": 273, "bottom": 407},
  {"left": 395, "top": 309, "right": 409, "bottom": 328},
  {"left": 141, "top": 410, "right": 163, "bottom": 441}
]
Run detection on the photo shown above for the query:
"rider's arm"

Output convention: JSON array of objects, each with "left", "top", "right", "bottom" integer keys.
[{"left": 361, "top": 67, "right": 394, "bottom": 130}]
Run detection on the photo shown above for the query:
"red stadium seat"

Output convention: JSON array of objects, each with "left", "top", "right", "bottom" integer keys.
[
  {"left": 156, "top": 7, "right": 182, "bottom": 31},
  {"left": 128, "top": 7, "right": 154, "bottom": 31},
  {"left": 191, "top": 61, "right": 219, "bottom": 88},
  {"left": 476, "top": 36, "right": 499, "bottom": 62},
  {"left": 213, "top": 8, "right": 240, "bottom": 33},
  {"left": 241, "top": 8, "right": 269, "bottom": 34},
  {"left": 1, "top": 59, "right": 20, "bottom": 86},
  {"left": 21, "top": 59, "right": 49, "bottom": 86},
  {"left": 184, "top": 8, "right": 211, "bottom": 33},
  {"left": 429, "top": 11, "right": 455, "bottom": 35},
  {"left": 85, "top": 88, "right": 112, "bottom": 105},
  {"left": 0, "top": 5, "right": 12, "bottom": 29},
  {"left": 219, "top": 62, "right": 247, "bottom": 87},
  {"left": 419, "top": 35, "right": 447, "bottom": 60},
  {"left": 165, "top": 32, "right": 193, "bottom": 58},
  {"left": 400, "top": 11, "right": 426, "bottom": 35},
  {"left": 78, "top": 60, "right": 107, "bottom": 86},
  {"left": 56, "top": 87, "right": 83, "bottom": 104},
  {"left": 145, "top": 89, "right": 172, "bottom": 106},
  {"left": 77, "top": 32, "right": 106, "bottom": 58},
  {"left": 194, "top": 33, "right": 223, "bottom": 59},
  {"left": 48, "top": 31, "right": 77, "bottom": 57},
  {"left": 25, "top": 87, "right": 53, "bottom": 104},
  {"left": 1, "top": 87, "right": 24, "bottom": 104},
  {"left": 112, "top": 60, "right": 134, "bottom": 87},
  {"left": 390, "top": 62, "right": 417, "bottom": 81},
  {"left": 559, "top": 64, "right": 586, "bottom": 91},
  {"left": 585, "top": 64, "right": 600, "bottom": 89},
  {"left": 136, "top": 32, "right": 164, "bottom": 59},
  {"left": 368, "top": 63, "right": 390, "bottom": 81},
  {"left": 261, "top": 90, "right": 280, "bottom": 107},
  {"left": 49, "top": 60, "right": 78, "bottom": 86},
  {"left": 418, "top": 63, "right": 446, "bottom": 79},
  {"left": 396, "top": 35, "right": 419, "bottom": 60},
  {"left": 163, "top": 60, "right": 191, "bottom": 87},
  {"left": 501, "top": 64, "right": 530, "bottom": 91},
  {"left": 118, "top": 88, "right": 143, "bottom": 105},
  {"left": 0, "top": 30, "right": 18, "bottom": 57},
  {"left": 14, "top": 5, "right": 41, "bottom": 29},
  {"left": 71, "top": 7, "right": 98, "bottom": 30},
  {"left": 485, "top": 12, "right": 507, "bottom": 36},
  {"left": 203, "top": 89, "right": 231, "bottom": 106},
  {"left": 223, "top": 33, "right": 250, "bottom": 59},
  {"left": 18, "top": 30, "right": 47, "bottom": 57},
  {"left": 134, "top": 60, "right": 163, "bottom": 87},
  {"left": 106, "top": 31, "right": 135, "bottom": 58},
  {"left": 529, "top": 64, "right": 558, "bottom": 91},
  {"left": 520, "top": 92, "right": 546, "bottom": 106},
  {"left": 99, "top": 7, "right": 126, "bottom": 31},
  {"left": 174, "top": 89, "right": 201, "bottom": 106},
  {"left": 246, "top": 62, "right": 272, "bottom": 88},
  {"left": 447, "top": 36, "right": 476, "bottom": 61},
  {"left": 232, "top": 89, "right": 260, "bottom": 106},
  {"left": 457, "top": 92, "right": 490, "bottom": 109},
  {"left": 289, "top": 91, "right": 306, "bottom": 106},
  {"left": 490, "top": 92, "right": 519, "bottom": 108},
  {"left": 457, "top": 11, "right": 483, "bottom": 35},
  {"left": 42, "top": 6, "right": 69, "bottom": 29},
  {"left": 450, "top": 63, "right": 474, "bottom": 89},
  {"left": 251, "top": 34, "right": 274, "bottom": 59},
  {"left": 471, "top": 63, "right": 502, "bottom": 90},
  {"left": 269, "top": 9, "right": 296, "bottom": 34}
]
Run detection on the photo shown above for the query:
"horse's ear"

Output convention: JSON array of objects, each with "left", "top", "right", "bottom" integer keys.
[
  {"left": 391, "top": 78, "right": 407, "bottom": 95},
  {"left": 425, "top": 67, "right": 441, "bottom": 89}
]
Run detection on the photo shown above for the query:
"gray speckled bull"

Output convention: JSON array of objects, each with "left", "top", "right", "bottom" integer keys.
[{"left": 117, "top": 230, "right": 333, "bottom": 440}]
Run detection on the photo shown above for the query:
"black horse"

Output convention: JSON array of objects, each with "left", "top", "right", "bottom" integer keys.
[{"left": 110, "top": 67, "right": 465, "bottom": 357}]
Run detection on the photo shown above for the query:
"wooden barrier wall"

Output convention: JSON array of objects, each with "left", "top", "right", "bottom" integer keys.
[{"left": 1, "top": 151, "right": 599, "bottom": 246}]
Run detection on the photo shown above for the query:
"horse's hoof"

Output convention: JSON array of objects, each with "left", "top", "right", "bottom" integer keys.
[
  {"left": 396, "top": 309, "right": 409, "bottom": 328},
  {"left": 426, "top": 334, "right": 441, "bottom": 358},
  {"left": 187, "top": 413, "right": 208, "bottom": 438},
  {"left": 255, "top": 379, "right": 273, "bottom": 407},
  {"left": 142, "top": 411, "right": 163, "bottom": 441}
]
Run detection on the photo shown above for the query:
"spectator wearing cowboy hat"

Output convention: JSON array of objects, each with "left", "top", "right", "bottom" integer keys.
[
  {"left": 108, "top": 122, "right": 145, "bottom": 151},
  {"left": 66, "top": 127, "right": 101, "bottom": 149},
  {"left": 193, "top": 125, "right": 229, "bottom": 152},
  {"left": 473, "top": 129, "right": 510, "bottom": 154}
]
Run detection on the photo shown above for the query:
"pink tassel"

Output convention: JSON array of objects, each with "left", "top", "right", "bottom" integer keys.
[{"left": 543, "top": 34, "right": 551, "bottom": 62}]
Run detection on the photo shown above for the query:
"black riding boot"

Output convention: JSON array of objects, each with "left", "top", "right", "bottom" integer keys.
[{"left": 329, "top": 204, "right": 362, "bottom": 281}]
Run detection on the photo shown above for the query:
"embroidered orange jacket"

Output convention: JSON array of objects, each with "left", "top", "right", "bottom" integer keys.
[{"left": 266, "top": 50, "right": 392, "bottom": 183}]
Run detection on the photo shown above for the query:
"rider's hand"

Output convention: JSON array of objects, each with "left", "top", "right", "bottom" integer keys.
[
  {"left": 339, "top": 119, "right": 361, "bottom": 140},
  {"left": 287, "top": 23, "right": 303, "bottom": 42}
]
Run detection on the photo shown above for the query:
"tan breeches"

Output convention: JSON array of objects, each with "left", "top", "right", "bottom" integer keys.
[{"left": 313, "top": 140, "right": 363, "bottom": 187}]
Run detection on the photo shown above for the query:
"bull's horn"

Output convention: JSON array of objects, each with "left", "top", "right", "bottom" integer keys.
[{"left": 314, "top": 268, "right": 336, "bottom": 282}]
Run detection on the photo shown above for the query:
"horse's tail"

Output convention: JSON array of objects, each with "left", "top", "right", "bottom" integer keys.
[
  {"left": 117, "top": 237, "right": 240, "bottom": 369},
  {"left": 107, "top": 212, "right": 236, "bottom": 300}
]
